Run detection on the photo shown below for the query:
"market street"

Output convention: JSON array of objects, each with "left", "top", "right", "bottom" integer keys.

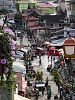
[
  {"left": 31, "top": 55, "right": 58, "bottom": 100},
  {"left": 16, "top": 34, "right": 59, "bottom": 100}
]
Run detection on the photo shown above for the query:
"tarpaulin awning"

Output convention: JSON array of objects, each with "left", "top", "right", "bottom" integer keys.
[
  {"left": 13, "top": 62, "right": 26, "bottom": 74},
  {"left": 43, "top": 41, "right": 51, "bottom": 45}
]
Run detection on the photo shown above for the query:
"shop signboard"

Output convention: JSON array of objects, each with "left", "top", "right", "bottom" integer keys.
[{"left": 69, "top": 29, "right": 75, "bottom": 37}]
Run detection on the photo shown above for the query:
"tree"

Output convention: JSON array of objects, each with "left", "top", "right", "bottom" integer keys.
[
  {"left": 28, "top": 4, "right": 31, "bottom": 9},
  {"left": 14, "top": 11, "right": 22, "bottom": 29},
  {"left": 33, "top": 4, "right": 35, "bottom": 9},
  {"left": 15, "top": 3, "right": 19, "bottom": 11},
  {"left": 35, "top": 71, "right": 43, "bottom": 81},
  {"left": 51, "top": 69, "right": 61, "bottom": 86},
  {"left": 0, "top": 8, "right": 8, "bottom": 14}
]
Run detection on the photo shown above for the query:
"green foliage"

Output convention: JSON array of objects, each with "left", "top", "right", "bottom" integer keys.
[
  {"left": 15, "top": 3, "right": 19, "bottom": 11},
  {"left": 42, "top": 8, "right": 54, "bottom": 14},
  {"left": 26, "top": 71, "right": 36, "bottom": 78},
  {"left": 27, "top": 72, "right": 32, "bottom": 78},
  {"left": 14, "top": 11, "right": 22, "bottom": 28},
  {"left": 0, "top": 32, "right": 15, "bottom": 100},
  {"left": 65, "top": 54, "right": 75, "bottom": 58},
  {"left": 72, "top": 82, "right": 75, "bottom": 92},
  {"left": 28, "top": 4, "right": 31, "bottom": 9},
  {"left": 28, "top": 3, "right": 35, "bottom": 9},
  {"left": 51, "top": 69, "right": 61, "bottom": 85},
  {"left": 0, "top": 8, "right": 8, "bottom": 14},
  {"left": 33, "top": 4, "right": 35, "bottom": 9},
  {"left": 35, "top": 71, "right": 43, "bottom": 81}
]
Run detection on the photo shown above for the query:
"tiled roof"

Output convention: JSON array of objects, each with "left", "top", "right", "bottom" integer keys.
[
  {"left": 63, "top": 37, "right": 75, "bottom": 46},
  {"left": 28, "top": 26, "right": 43, "bottom": 30},
  {"left": 38, "top": 2, "right": 58, "bottom": 8},
  {"left": 27, "top": 16, "right": 39, "bottom": 21},
  {"left": 27, "top": 21, "right": 38, "bottom": 27},
  {"left": 40, "top": 14, "right": 65, "bottom": 24}
]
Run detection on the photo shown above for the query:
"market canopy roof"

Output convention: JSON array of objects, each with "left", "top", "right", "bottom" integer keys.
[
  {"left": 63, "top": 37, "right": 75, "bottom": 46},
  {"left": 38, "top": 2, "right": 58, "bottom": 8},
  {"left": 43, "top": 41, "right": 51, "bottom": 45},
  {"left": 13, "top": 62, "right": 26, "bottom": 74},
  {"left": 40, "top": 14, "right": 65, "bottom": 24}
]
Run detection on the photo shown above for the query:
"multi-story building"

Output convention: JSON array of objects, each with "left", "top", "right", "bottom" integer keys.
[
  {"left": 59, "top": 0, "right": 66, "bottom": 11},
  {"left": 69, "top": 0, "right": 75, "bottom": 22},
  {"left": 0, "top": 0, "right": 16, "bottom": 13},
  {"left": 64, "top": 0, "right": 75, "bottom": 27}
]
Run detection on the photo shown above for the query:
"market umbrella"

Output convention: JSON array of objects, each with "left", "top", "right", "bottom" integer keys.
[
  {"left": 43, "top": 41, "right": 51, "bottom": 45},
  {"left": 36, "top": 47, "right": 44, "bottom": 50},
  {"left": 13, "top": 62, "right": 26, "bottom": 74}
]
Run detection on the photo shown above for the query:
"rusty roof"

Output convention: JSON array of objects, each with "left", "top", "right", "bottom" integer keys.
[{"left": 63, "top": 37, "right": 75, "bottom": 46}]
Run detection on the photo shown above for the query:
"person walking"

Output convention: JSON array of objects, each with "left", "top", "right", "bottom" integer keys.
[
  {"left": 48, "top": 55, "right": 49, "bottom": 62},
  {"left": 54, "top": 95, "right": 59, "bottom": 100},
  {"left": 47, "top": 85, "right": 51, "bottom": 100},
  {"left": 35, "top": 89, "right": 39, "bottom": 100},
  {"left": 45, "top": 77, "right": 49, "bottom": 88},
  {"left": 42, "top": 87, "right": 45, "bottom": 95},
  {"left": 39, "top": 58, "right": 41, "bottom": 66}
]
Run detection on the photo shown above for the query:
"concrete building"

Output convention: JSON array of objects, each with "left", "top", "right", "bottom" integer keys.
[
  {"left": 0, "top": 0, "right": 16, "bottom": 13},
  {"left": 59, "top": 0, "right": 66, "bottom": 11},
  {"left": 69, "top": 0, "right": 75, "bottom": 22},
  {"left": 64, "top": 0, "right": 75, "bottom": 27}
]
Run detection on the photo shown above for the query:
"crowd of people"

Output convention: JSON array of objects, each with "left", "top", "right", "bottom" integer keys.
[{"left": 21, "top": 32, "right": 75, "bottom": 100}]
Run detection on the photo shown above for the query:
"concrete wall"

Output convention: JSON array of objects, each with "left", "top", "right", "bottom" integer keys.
[{"left": 0, "top": 87, "right": 14, "bottom": 100}]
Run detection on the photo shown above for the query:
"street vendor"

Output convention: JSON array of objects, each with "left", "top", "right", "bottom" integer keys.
[
  {"left": 45, "top": 77, "right": 49, "bottom": 88},
  {"left": 47, "top": 85, "right": 51, "bottom": 100},
  {"left": 35, "top": 89, "right": 39, "bottom": 100}
]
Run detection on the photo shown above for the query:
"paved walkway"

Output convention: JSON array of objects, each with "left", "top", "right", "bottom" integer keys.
[
  {"left": 31, "top": 55, "right": 58, "bottom": 100},
  {"left": 17, "top": 34, "right": 59, "bottom": 100}
]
